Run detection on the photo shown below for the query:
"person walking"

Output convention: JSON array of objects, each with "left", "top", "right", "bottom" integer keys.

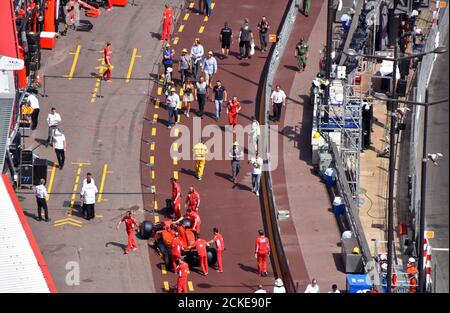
[
  {"left": 82, "top": 172, "right": 95, "bottom": 187},
  {"left": 171, "top": 232, "right": 184, "bottom": 271},
  {"left": 255, "top": 229, "right": 270, "bottom": 277},
  {"left": 161, "top": 4, "right": 174, "bottom": 42},
  {"left": 295, "top": 38, "right": 309, "bottom": 72},
  {"left": 228, "top": 141, "right": 244, "bottom": 183},
  {"left": 193, "top": 140, "right": 208, "bottom": 180},
  {"left": 270, "top": 85, "right": 286, "bottom": 122},
  {"left": 304, "top": 278, "right": 320, "bottom": 293},
  {"left": 207, "top": 227, "right": 225, "bottom": 273},
  {"left": 194, "top": 233, "right": 208, "bottom": 276},
  {"left": 205, "top": 0, "right": 212, "bottom": 17},
  {"left": 202, "top": 51, "right": 217, "bottom": 89},
  {"left": 249, "top": 153, "right": 263, "bottom": 196},
  {"left": 166, "top": 87, "right": 180, "bottom": 129},
  {"left": 196, "top": 0, "right": 205, "bottom": 15},
  {"left": 227, "top": 96, "right": 241, "bottom": 128},
  {"left": 28, "top": 93, "right": 40, "bottom": 130},
  {"left": 257, "top": 16, "right": 270, "bottom": 52},
  {"left": 34, "top": 178, "right": 49, "bottom": 222},
  {"left": 171, "top": 177, "right": 182, "bottom": 219},
  {"left": 162, "top": 43, "right": 174, "bottom": 75},
  {"left": 219, "top": 22, "right": 233, "bottom": 58},
  {"left": 80, "top": 174, "right": 98, "bottom": 220},
  {"left": 182, "top": 79, "right": 195, "bottom": 117},
  {"left": 194, "top": 77, "right": 208, "bottom": 118},
  {"left": 46, "top": 107, "right": 61, "bottom": 147},
  {"left": 249, "top": 116, "right": 260, "bottom": 153},
  {"left": 238, "top": 18, "right": 254, "bottom": 59},
  {"left": 302, "top": 0, "right": 311, "bottom": 17},
  {"left": 273, "top": 278, "right": 286, "bottom": 293},
  {"left": 190, "top": 38, "right": 204, "bottom": 80},
  {"left": 102, "top": 42, "right": 113, "bottom": 82},
  {"left": 185, "top": 186, "right": 200, "bottom": 212},
  {"left": 212, "top": 80, "right": 227, "bottom": 121},
  {"left": 254, "top": 285, "right": 267, "bottom": 293},
  {"left": 178, "top": 48, "right": 191, "bottom": 84},
  {"left": 175, "top": 258, "right": 190, "bottom": 293},
  {"left": 406, "top": 257, "right": 418, "bottom": 293},
  {"left": 328, "top": 284, "right": 340, "bottom": 293},
  {"left": 53, "top": 129, "right": 66, "bottom": 170},
  {"left": 116, "top": 211, "right": 139, "bottom": 254}
]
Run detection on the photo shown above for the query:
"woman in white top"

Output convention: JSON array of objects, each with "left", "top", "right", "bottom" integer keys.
[
  {"left": 249, "top": 153, "right": 263, "bottom": 196},
  {"left": 273, "top": 278, "right": 286, "bottom": 293}
]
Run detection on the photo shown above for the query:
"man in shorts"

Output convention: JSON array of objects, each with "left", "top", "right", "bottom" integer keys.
[{"left": 219, "top": 22, "right": 233, "bottom": 58}]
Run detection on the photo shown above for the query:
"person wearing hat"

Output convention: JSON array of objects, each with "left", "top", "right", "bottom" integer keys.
[
  {"left": 190, "top": 39, "right": 204, "bottom": 79},
  {"left": 273, "top": 278, "right": 286, "bottom": 293},
  {"left": 162, "top": 43, "right": 174, "bottom": 75},
  {"left": 178, "top": 48, "right": 191, "bottom": 84},
  {"left": 166, "top": 87, "right": 180, "bottom": 128},
  {"left": 161, "top": 4, "right": 174, "bottom": 41},
  {"left": 202, "top": 51, "right": 217, "bottom": 89},
  {"left": 182, "top": 79, "right": 195, "bottom": 117},
  {"left": 192, "top": 140, "right": 208, "bottom": 180},
  {"left": 406, "top": 257, "right": 418, "bottom": 293},
  {"left": 170, "top": 177, "right": 182, "bottom": 218},
  {"left": 249, "top": 116, "right": 260, "bottom": 154},
  {"left": 228, "top": 140, "right": 244, "bottom": 184}
]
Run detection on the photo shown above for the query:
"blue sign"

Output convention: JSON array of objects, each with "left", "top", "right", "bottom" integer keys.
[{"left": 346, "top": 274, "right": 371, "bottom": 293}]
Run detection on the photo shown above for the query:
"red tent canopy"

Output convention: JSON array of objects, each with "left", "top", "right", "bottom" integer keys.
[{"left": 0, "top": 0, "right": 19, "bottom": 59}]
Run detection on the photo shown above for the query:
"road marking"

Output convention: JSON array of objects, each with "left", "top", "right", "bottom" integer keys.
[
  {"left": 73, "top": 183, "right": 78, "bottom": 192},
  {"left": 173, "top": 37, "right": 179, "bottom": 45},
  {"left": 155, "top": 100, "right": 160, "bottom": 108},
  {"left": 151, "top": 186, "right": 156, "bottom": 193},
  {"left": 188, "top": 281, "right": 194, "bottom": 291},
  {"left": 203, "top": 16, "right": 208, "bottom": 22},
  {"left": 211, "top": 2, "right": 215, "bottom": 9},
  {"left": 199, "top": 26, "right": 205, "bottom": 33},
  {"left": 75, "top": 176, "right": 80, "bottom": 184},
  {"left": 150, "top": 156, "right": 155, "bottom": 164},
  {"left": 161, "top": 264, "right": 167, "bottom": 274},
  {"left": 54, "top": 221, "right": 82, "bottom": 228},
  {"left": 54, "top": 217, "right": 82, "bottom": 228},
  {"left": 154, "top": 200, "right": 158, "bottom": 211},
  {"left": 150, "top": 143, "right": 155, "bottom": 151},
  {"left": 151, "top": 170, "right": 155, "bottom": 179},
  {"left": 178, "top": 24, "right": 184, "bottom": 33},
  {"left": 45, "top": 163, "right": 57, "bottom": 201},
  {"left": 98, "top": 163, "right": 108, "bottom": 203},
  {"left": 125, "top": 48, "right": 138, "bottom": 83},
  {"left": 189, "top": 2, "right": 194, "bottom": 8},
  {"left": 77, "top": 167, "right": 82, "bottom": 175},
  {"left": 173, "top": 157, "right": 178, "bottom": 165},
  {"left": 177, "top": 114, "right": 181, "bottom": 123},
  {"left": 71, "top": 162, "right": 91, "bottom": 166},
  {"left": 157, "top": 87, "right": 162, "bottom": 95},
  {"left": 164, "top": 281, "right": 170, "bottom": 291},
  {"left": 172, "top": 142, "right": 178, "bottom": 151},
  {"left": 96, "top": 214, "right": 103, "bottom": 218},
  {"left": 173, "top": 171, "right": 178, "bottom": 180},
  {"left": 183, "top": 13, "right": 189, "bottom": 20},
  {"left": 68, "top": 45, "right": 81, "bottom": 80},
  {"left": 174, "top": 127, "right": 179, "bottom": 137},
  {"left": 152, "top": 127, "right": 156, "bottom": 136},
  {"left": 153, "top": 113, "right": 158, "bottom": 120}
]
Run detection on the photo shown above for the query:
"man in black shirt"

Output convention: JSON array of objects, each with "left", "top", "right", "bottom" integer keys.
[
  {"left": 257, "top": 16, "right": 270, "bottom": 52},
  {"left": 212, "top": 80, "right": 228, "bottom": 121},
  {"left": 238, "top": 18, "right": 254, "bottom": 60},
  {"left": 220, "top": 22, "right": 233, "bottom": 58}
]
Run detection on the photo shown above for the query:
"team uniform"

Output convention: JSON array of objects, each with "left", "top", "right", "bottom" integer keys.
[
  {"left": 255, "top": 234, "right": 270, "bottom": 276},
  {"left": 172, "top": 181, "right": 182, "bottom": 218},
  {"left": 195, "top": 238, "right": 208, "bottom": 275},
  {"left": 176, "top": 260, "right": 190, "bottom": 293},
  {"left": 121, "top": 215, "right": 139, "bottom": 253},
  {"left": 213, "top": 232, "right": 225, "bottom": 272},
  {"left": 227, "top": 100, "right": 241, "bottom": 128}
]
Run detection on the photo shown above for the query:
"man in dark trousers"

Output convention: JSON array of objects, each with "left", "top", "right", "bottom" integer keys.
[
  {"left": 228, "top": 141, "right": 244, "bottom": 183},
  {"left": 34, "top": 178, "right": 50, "bottom": 222},
  {"left": 257, "top": 16, "right": 270, "bottom": 52},
  {"left": 238, "top": 18, "right": 254, "bottom": 59},
  {"left": 219, "top": 22, "right": 233, "bottom": 58},
  {"left": 52, "top": 129, "right": 66, "bottom": 170}
]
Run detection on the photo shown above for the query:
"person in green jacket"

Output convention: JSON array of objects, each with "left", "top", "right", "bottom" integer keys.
[
  {"left": 303, "top": 0, "right": 311, "bottom": 17},
  {"left": 295, "top": 38, "right": 309, "bottom": 71}
]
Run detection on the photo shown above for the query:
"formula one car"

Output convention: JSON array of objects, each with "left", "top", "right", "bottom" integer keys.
[{"left": 140, "top": 218, "right": 217, "bottom": 269}]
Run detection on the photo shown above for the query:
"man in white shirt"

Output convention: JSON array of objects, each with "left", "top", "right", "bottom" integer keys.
[
  {"left": 82, "top": 172, "right": 95, "bottom": 187},
  {"left": 46, "top": 107, "right": 62, "bottom": 146},
  {"left": 304, "top": 278, "right": 320, "bottom": 293},
  {"left": 34, "top": 178, "right": 50, "bottom": 222},
  {"left": 249, "top": 153, "right": 263, "bottom": 196},
  {"left": 80, "top": 176, "right": 98, "bottom": 220},
  {"left": 166, "top": 87, "right": 180, "bottom": 128},
  {"left": 190, "top": 38, "right": 204, "bottom": 79},
  {"left": 28, "top": 93, "right": 40, "bottom": 130},
  {"left": 273, "top": 278, "right": 286, "bottom": 293},
  {"left": 254, "top": 284, "right": 267, "bottom": 293},
  {"left": 328, "top": 284, "right": 340, "bottom": 293},
  {"left": 270, "top": 85, "right": 286, "bottom": 122},
  {"left": 53, "top": 130, "right": 66, "bottom": 170}
]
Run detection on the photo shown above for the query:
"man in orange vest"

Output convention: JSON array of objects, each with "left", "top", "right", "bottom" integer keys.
[
  {"left": 175, "top": 258, "right": 190, "bottom": 293},
  {"left": 207, "top": 227, "right": 225, "bottom": 272},
  {"left": 170, "top": 178, "right": 182, "bottom": 218},
  {"left": 161, "top": 4, "right": 174, "bottom": 41},
  {"left": 406, "top": 257, "right": 418, "bottom": 293},
  {"left": 255, "top": 229, "right": 270, "bottom": 276},
  {"left": 116, "top": 211, "right": 139, "bottom": 254},
  {"left": 102, "top": 42, "right": 113, "bottom": 82},
  {"left": 185, "top": 186, "right": 200, "bottom": 213},
  {"left": 194, "top": 233, "right": 208, "bottom": 276},
  {"left": 171, "top": 232, "right": 183, "bottom": 271}
]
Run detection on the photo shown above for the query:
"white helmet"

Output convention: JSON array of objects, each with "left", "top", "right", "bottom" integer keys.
[
  {"left": 380, "top": 254, "right": 387, "bottom": 261},
  {"left": 408, "top": 257, "right": 416, "bottom": 263},
  {"left": 274, "top": 278, "right": 283, "bottom": 287}
]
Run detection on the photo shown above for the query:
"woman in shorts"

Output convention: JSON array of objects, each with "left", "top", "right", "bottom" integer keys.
[{"left": 182, "top": 79, "right": 195, "bottom": 117}]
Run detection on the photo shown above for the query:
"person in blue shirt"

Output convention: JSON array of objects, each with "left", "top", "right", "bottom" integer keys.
[
  {"left": 202, "top": 51, "right": 217, "bottom": 88},
  {"left": 162, "top": 43, "right": 174, "bottom": 75}
]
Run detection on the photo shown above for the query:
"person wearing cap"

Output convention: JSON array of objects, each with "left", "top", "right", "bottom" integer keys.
[
  {"left": 212, "top": 80, "right": 227, "bottom": 121},
  {"left": 202, "top": 51, "right": 217, "bottom": 89},
  {"left": 162, "top": 43, "right": 174, "bottom": 75},
  {"left": 406, "top": 257, "right": 418, "bottom": 293},
  {"left": 182, "top": 79, "right": 195, "bottom": 117},
  {"left": 192, "top": 140, "right": 208, "bottom": 180},
  {"left": 53, "top": 129, "right": 67, "bottom": 170},
  {"left": 178, "top": 48, "right": 191, "bottom": 84},
  {"left": 166, "top": 87, "right": 180, "bottom": 128},
  {"left": 161, "top": 4, "right": 174, "bottom": 42},
  {"left": 227, "top": 96, "right": 242, "bottom": 128},
  {"left": 273, "top": 278, "right": 286, "bottom": 293},
  {"left": 228, "top": 141, "right": 244, "bottom": 184},
  {"left": 190, "top": 39, "right": 204, "bottom": 79},
  {"left": 170, "top": 178, "right": 182, "bottom": 218},
  {"left": 249, "top": 153, "right": 263, "bottom": 196},
  {"left": 249, "top": 116, "right": 260, "bottom": 154},
  {"left": 304, "top": 278, "right": 320, "bottom": 293}
]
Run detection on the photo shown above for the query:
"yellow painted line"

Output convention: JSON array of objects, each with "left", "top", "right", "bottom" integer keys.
[
  {"left": 71, "top": 194, "right": 76, "bottom": 200},
  {"left": 75, "top": 176, "right": 80, "bottom": 184},
  {"left": 90, "top": 97, "right": 96, "bottom": 104},
  {"left": 77, "top": 168, "right": 82, "bottom": 175},
  {"left": 98, "top": 163, "right": 108, "bottom": 203},
  {"left": 96, "top": 214, "right": 103, "bottom": 218},
  {"left": 154, "top": 201, "right": 158, "bottom": 212},
  {"left": 173, "top": 171, "right": 178, "bottom": 180},
  {"left": 155, "top": 100, "right": 160, "bottom": 108},
  {"left": 173, "top": 157, "right": 178, "bottom": 165},
  {"left": 177, "top": 114, "right": 181, "bottom": 123},
  {"left": 151, "top": 170, "right": 155, "bottom": 179},
  {"left": 150, "top": 156, "right": 155, "bottom": 164},
  {"left": 188, "top": 281, "right": 194, "bottom": 291},
  {"left": 125, "top": 48, "right": 138, "bottom": 83},
  {"left": 173, "top": 37, "right": 179, "bottom": 45},
  {"left": 203, "top": 16, "right": 208, "bottom": 22},
  {"left": 153, "top": 113, "right": 158, "bottom": 120},
  {"left": 54, "top": 217, "right": 82, "bottom": 224},
  {"left": 172, "top": 142, "right": 178, "bottom": 151},
  {"left": 150, "top": 143, "right": 155, "bottom": 151},
  {"left": 54, "top": 221, "right": 82, "bottom": 228},
  {"left": 211, "top": 2, "right": 215, "bottom": 9},
  {"left": 72, "top": 162, "right": 91, "bottom": 166},
  {"left": 163, "top": 281, "right": 170, "bottom": 291},
  {"left": 178, "top": 24, "right": 185, "bottom": 33},
  {"left": 189, "top": 2, "right": 194, "bottom": 8},
  {"left": 174, "top": 127, "right": 179, "bottom": 137},
  {"left": 70, "top": 200, "right": 74, "bottom": 208},
  {"left": 45, "top": 163, "right": 57, "bottom": 201},
  {"left": 68, "top": 44, "right": 81, "bottom": 80},
  {"left": 199, "top": 26, "right": 205, "bottom": 33},
  {"left": 152, "top": 128, "right": 156, "bottom": 136},
  {"left": 73, "top": 183, "right": 78, "bottom": 192},
  {"left": 151, "top": 186, "right": 156, "bottom": 193},
  {"left": 157, "top": 87, "right": 162, "bottom": 95},
  {"left": 161, "top": 264, "right": 167, "bottom": 274},
  {"left": 183, "top": 13, "right": 189, "bottom": 20}
]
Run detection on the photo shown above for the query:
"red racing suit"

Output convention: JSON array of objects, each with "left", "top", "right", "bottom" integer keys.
[
  {"left": 255, "top": 235, "right": 270, "bottom": 275},
  {"left": 172, "top": 181, "right": 182, "bottom": 218}
]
